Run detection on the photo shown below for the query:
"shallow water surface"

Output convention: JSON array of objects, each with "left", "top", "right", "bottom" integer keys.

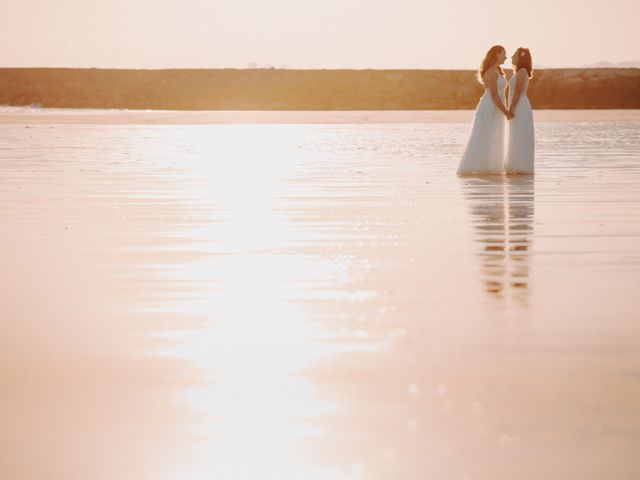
[{"left": 1, "top": 110, "right": 640, "bottom": 479}]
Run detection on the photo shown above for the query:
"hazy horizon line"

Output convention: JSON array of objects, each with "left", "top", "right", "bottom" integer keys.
[{"left": 2, "top": 62, "right": 640, "bottom": 71}]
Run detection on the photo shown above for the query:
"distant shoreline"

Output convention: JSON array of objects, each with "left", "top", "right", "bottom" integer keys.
[
  {"left": 2, "top": 108, "right": 639, "bottom": 125},
  {"left": 1, "top": 68, "right": 639, "bottom": 110}
]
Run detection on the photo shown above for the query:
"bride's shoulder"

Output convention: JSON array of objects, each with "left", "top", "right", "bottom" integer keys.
[
  {"left": 483, "top": 68, "right": 498, "bottom": 83},
  {"left": 485, "top": 68, "right": 498, "bottom": 78}
]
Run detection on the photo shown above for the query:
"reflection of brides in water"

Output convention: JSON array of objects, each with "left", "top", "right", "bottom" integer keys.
[{"left": 461, "top": 175, "right": 534, "bottom": 305}]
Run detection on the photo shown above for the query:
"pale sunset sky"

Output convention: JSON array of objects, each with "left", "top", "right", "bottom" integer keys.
[{"left": 2, "top": 0, "right": 638, "bottom": 69}]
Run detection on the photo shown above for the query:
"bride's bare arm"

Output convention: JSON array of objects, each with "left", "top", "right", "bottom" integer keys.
[
  {"left": 486, "top": 70, "right": 509, "bottom": 117},
  {"left": 508, "top": 69, "right": 526, "bottom": 115}
]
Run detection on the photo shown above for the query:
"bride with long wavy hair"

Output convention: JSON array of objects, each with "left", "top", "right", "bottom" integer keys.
[
  {"left": 505, "top": 47, "right": 535, "bottom": 174},
  {"left": 457, "top": 45, "right": 511, "bottom": 175}
]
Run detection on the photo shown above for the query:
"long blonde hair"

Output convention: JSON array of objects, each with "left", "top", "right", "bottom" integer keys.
[{"left": 477, "top": 45, "right": 505, "bottom": 84}]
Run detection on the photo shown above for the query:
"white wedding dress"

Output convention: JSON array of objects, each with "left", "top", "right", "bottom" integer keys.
[
  {"left": 457, "top": 75, "right": 507, "bottom": 175},
  {"left": 505, "top": 71, "right": 534, "bottom": 174}
]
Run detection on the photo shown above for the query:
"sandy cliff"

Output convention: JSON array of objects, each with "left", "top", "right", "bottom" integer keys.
[{"left": 0, "top": 68, "right": 638, "bottom": 110}]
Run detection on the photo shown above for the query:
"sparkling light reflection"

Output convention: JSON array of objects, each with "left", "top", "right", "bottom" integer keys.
[{"left": 142, "top": 124, "right": 381, "bottom": 479}]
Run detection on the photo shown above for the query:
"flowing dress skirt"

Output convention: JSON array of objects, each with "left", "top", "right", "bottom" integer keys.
[
  {"left": 457, "top": 90, "right": 506, "bottom": 175},
  {"left": 505, "top": 95, "right": 535, "bottom": 174}
]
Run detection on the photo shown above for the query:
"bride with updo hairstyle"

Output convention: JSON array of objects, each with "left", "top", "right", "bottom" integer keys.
[
  {"left": 457, "top": 45, "right": 511, "bottom": 175},
  {"left": 505, "top": 47, "right": 535, "bottom": 174}
]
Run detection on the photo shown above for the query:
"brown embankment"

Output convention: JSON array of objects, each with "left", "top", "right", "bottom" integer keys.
[{"left": 1, "top": 68, "right": 639, "bottom": 110}]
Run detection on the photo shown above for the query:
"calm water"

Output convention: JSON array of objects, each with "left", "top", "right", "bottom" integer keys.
[{"left": 1, "top": 110, "right": 640, "bottom": 479}]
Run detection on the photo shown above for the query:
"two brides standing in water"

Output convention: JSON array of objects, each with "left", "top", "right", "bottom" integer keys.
[{"left": 457, "top": 45, "right": 535, "bottom": 175}]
